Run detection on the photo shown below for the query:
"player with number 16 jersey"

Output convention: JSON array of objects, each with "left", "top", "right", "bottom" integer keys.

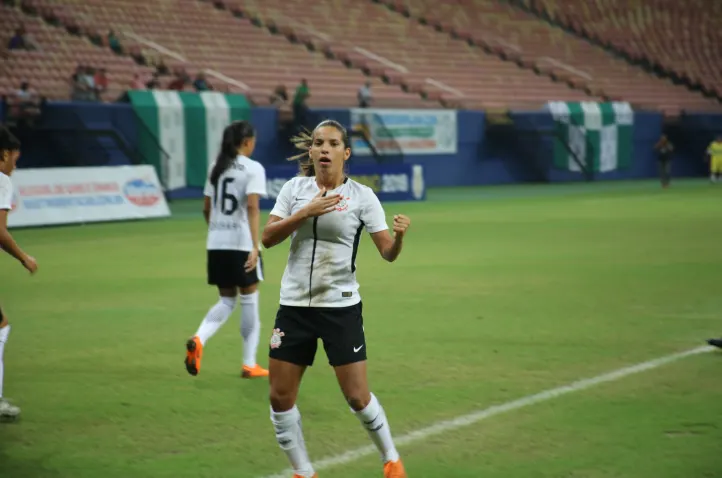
[{"left": 184, "top": 120, "right": 270, "bottom": 379}]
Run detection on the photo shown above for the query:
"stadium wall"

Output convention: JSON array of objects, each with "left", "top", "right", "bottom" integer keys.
[{"left": 3, "top": 103, "right": 719, "bottom": 189}]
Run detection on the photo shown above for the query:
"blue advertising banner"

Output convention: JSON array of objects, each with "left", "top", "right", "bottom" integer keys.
[{"left": 261, "top": 163, "right": 426, "bottom": 210}]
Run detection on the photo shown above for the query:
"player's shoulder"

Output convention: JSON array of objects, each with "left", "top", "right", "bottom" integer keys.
[
  {"left": 0, "top": 172, "right": 11, "bottom": 187},
  {"left": 285, "top": 175, "right": 314, "bottom": 190},
  {"left": 237, "top": 155, "right": 266, "bottom": 172},
  {"left": 345, "top": 178, "right": 379, "bottom": 203}
]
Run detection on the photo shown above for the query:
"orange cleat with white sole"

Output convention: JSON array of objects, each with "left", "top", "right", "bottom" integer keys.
[
  {"left": 185, "top": 336, "right": 203, "bottom": 376},
  {"left": 292, "top": 474, "right": 317, "bottom": 478},
  {"left": 384, "top": 459, "right": 407, "bottom": 478},
  {"left": 242, "top": 364, "right": 269, "bottom": 379}
]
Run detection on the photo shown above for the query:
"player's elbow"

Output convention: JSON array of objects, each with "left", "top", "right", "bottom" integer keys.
[
  {"left": 261, "top": 233, "right": 275, "bottom": 249},
  {"left": 261, "top": 226, "right": 277, "bottom": 249}
]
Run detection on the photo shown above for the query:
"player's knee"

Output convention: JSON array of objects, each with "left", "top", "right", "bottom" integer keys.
[
  {"left": 269, "top": 388, "right": 296, "bottom": 412},
  {"left": 219, "top": 296, "right": 237, "bottom": 310},
  {"left": 240, "top": 283, "right": 258, "bottom": 295},
  {"left": 345, "top": 393, "right": 371, "bottom": 412}
]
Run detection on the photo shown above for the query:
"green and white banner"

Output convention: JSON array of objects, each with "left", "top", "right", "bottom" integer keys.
[
  {"left": 547, "top": 101, "right": 633, "bottom": 173},
  {"left": 128, "top": 91, "right": 251, "bottom": 190}
]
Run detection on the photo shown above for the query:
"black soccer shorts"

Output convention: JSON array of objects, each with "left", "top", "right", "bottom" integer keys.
[
  {"left": 207, "top": 250, "right": 263, "bottom": 288},
  {"left": 268, "top": 302, "right": 367, "bottom": 367}
]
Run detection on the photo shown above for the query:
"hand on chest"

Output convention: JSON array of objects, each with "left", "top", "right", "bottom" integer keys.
[{"left": 292, "top": 194, "right": 362, "bottom": 241}]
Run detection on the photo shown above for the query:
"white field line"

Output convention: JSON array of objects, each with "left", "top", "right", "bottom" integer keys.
[{"left": 258, "top": 345, "right": 715, "bottom": 478}]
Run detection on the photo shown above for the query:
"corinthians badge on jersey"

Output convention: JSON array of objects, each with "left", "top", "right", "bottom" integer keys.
[
  {"left": 335, "top": 197, "right": 350, "bottom": 212},
  {"left": 270, "top": 328, "right": 285, "bottom": 349}
]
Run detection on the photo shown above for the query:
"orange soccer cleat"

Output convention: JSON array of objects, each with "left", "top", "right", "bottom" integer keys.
[
  {"left": 242, "top": 364, "right": 269, "bottom": 379},
  {"left": 384, "top": 459, "right": 407, "bottom": 478},
  {"left": 292, "top": 475, "right": 318, "bottom": 478},
  {"left": 184, "top": 336, "right": 203, "bottom": 376}
]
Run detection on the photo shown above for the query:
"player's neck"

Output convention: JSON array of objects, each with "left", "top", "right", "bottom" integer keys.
[{"left": 316, "top": 173, "right": 345, "bottom": 191}]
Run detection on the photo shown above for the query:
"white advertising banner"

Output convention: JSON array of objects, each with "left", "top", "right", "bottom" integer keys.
[
  {"left": 7, "top": 165, "right": 170, "bottom": 228},
  {"left": 350, "top": 108, "right": 458, "bottom": 155}
]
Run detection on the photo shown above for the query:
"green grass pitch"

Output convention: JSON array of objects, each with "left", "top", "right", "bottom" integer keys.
[{"left": 1, "top": 180, "right": 721, "bottom": 478}]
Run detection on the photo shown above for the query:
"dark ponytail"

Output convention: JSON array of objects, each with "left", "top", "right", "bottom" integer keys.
[
  {"left": 287, "top": 119, "right": 350, "bottom": 177},
  {"left": 210, "top": 120, "right": 256, "bottom": 187}
]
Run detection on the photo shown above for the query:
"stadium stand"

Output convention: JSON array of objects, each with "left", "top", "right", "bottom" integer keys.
[
  {"left": 1, "top": 0, "right": 720, "bottom": 113},
  {"left": 382, "top": 0, "right": 722, "bottom": 114},
  {"left": 0, "top": 3, "right": 154, "bottom": 101},
  {"left": 1, "top": 0, "right": 433, "bottom": 108},
  {"left": 515, "top": 0, "right": 722, "bottom": 106},
  {"left": 221, "top": 0, "right": 595, "bottom": 109}
]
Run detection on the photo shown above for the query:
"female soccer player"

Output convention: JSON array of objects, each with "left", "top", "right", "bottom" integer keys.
[
  {"left": 0, "top": 126, "right": 38, "bottom": 420},
  {"left": 262, "top": 119, "right": 411, "bottom": 478},
  {"left": 184, "top": 120, "right": 269, "bottom": 379}
]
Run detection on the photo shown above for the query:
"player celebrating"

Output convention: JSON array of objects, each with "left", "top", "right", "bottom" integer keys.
[
  {"left": 706, "top": 134, "right": 722, "bottom": 183},
  {"left": 184, "top": 120, "right": 269, "bottom": 379},
  {"left": 0, "top": 126, "right": 38, "bottom": 420},
  {"left": 262, "top": 119, "right": 411, "bottom": 478}
]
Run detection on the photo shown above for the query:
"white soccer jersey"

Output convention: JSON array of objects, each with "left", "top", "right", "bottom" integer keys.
[
  {"left": 270, "top": 176, "right": 389, "bottom": 308},
  {"left": 204, "top": 155, "right": 267, "bottom": 251},
  {"left": 0, "top": 172, "right": 13, "bottom": 211}
]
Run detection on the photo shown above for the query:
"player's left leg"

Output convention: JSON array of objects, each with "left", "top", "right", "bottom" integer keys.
[
  {"left": 239, "top": 283, "right": 267, "bottom": 378},
  {"left": 713, "top": 158, "right": 722, "bottom": 183},
  {"left": 185, "top": 286, "right": 238, "bottom": 376},
  {"left": 239, "top": 252, "right": 267, "bottom": 378},
  {"left": 0, "top": 307, "right": 20, "bottom": 420},
  {"left": 324, "top": 304, "right": 406, "bottom": 478}
]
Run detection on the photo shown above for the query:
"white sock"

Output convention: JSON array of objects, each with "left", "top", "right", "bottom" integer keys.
[
  {"left": 240, "top": 291, "right": 260, "bottom": 368},
  {"left": 354, "top": 393, "right": 400, "bottom": 463},
  {"left": 0, "top": 325, "right": 10, "bottom": 399},
  {"left": 195, "top": 297, "right": 236, "bottom": 345},
  {"left": 271, "top": 406, "right": 315, "bottom": 477}
]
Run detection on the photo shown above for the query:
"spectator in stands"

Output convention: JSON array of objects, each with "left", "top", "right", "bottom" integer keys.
[
  {"left": 293, "top": 79, "right": 310, "bottom": 131},
  {"left": 7, "top": 28, "right": 25, "bottom": 50},
  {"left": 94, "top": 68, "right": 109, "bottom": 100},
  {"left": 269, "top": 84, "right": 288, "bottom": 106},
  {"left": 168, "top": 71, "right": 188, "bottom": 91},
  {"left": 145, "top": 72, "right": 161, "bottom": 90},
  {"left": 8, "top": 24, "right": 39, "bottom": 51},
  {"left": 654, "top": 134, "right": 674, "bottom": 188},
  {"left": 70, "top": 66, "right": 98, "bottom": 102},
  {"left": 358, "top": 81, "right": 372, "bottom": 108},
  {"left": 108, "top": 30, "right": 122, "bottom": 54},
  {"left": 193, "top": 72, "right": 212, "bottom": 92},
  {"left": 130, "top": 74, "right": 146, "bottom": 90},
  {"left": 7, "top": 81, "right": 41, "bottom": 126},
  {"left": 156, "top": 58, "right": 170, "bottom": 76}
]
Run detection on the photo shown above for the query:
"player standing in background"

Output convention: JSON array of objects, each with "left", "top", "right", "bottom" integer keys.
[
  {"left": 184, "top": 120, "right": 269, "bottom": 379},
  {"left": 262, "top": 120, "right": 410, "bottom": 478},
  {"left": 0, "top": 126, "right": 38, "bottom": 420},
  {"left": 706, "top": 134, "right": 722, "bottom": 183}
]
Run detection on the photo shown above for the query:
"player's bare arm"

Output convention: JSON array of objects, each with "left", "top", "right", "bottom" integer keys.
[
  {"left": 370, "top": 214, "right": 410, "bottom": 263},
  {"left": 244, "top": 193, "right": 261, "bottom": 272},
  {"left": 202, "top": 196, "right": 211, "bottom": 224},
  {"left": 0, "top": 209, "right": 37, "bottom": 273},
  {"left": 261, "top": 188, "right": 341, "bottom": 248}
]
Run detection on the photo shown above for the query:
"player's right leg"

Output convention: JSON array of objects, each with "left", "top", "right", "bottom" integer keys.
[
  {"left": 185, "top": 287, "right": 238, "bottom": 377},
  {"left": 0, "top": 307, "right": 20, "bottom": 420},
  {"left": 268, "top": 306, "right": 319, "bottom": 478}
]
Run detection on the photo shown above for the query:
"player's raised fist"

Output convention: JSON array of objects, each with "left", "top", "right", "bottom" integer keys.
[{"left": 392, "top": 214, "right": 411, "bottom": 238}]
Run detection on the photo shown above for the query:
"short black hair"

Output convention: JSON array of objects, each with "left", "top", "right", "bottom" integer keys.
[{"left": 0, "top": 126, "right": 20, "bottom": 152}]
